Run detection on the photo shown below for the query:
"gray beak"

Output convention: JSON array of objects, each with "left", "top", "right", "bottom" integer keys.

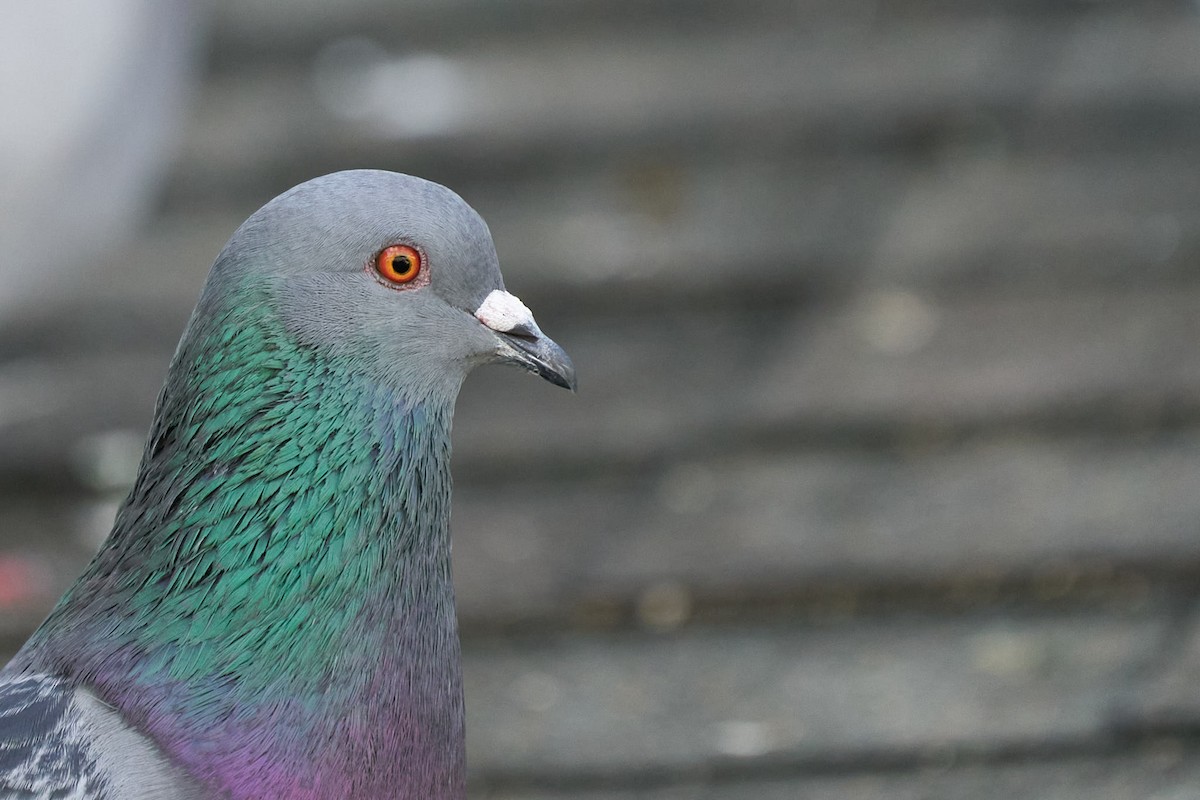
[
  {"left": 475, "top": 290, "right": 577, "bottom": 391},
  {"left": 495, "top": 329, "right": 577, "bottom": 391}
]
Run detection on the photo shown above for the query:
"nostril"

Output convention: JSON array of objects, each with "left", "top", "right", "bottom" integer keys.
[{"left": 504, "top": 321, "right": 539, "bottom": 340}]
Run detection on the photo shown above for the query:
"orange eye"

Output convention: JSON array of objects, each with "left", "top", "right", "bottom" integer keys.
[{"left": 375, "top": 245, "right": 422, "bottom": 285}]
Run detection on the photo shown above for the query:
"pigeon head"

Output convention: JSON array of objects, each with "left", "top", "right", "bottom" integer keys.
[{"left": 205, "top": 169, "right": 575, "bottom": 400}]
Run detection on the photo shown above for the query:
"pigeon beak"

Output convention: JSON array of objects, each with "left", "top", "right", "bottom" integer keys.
[{"left": 474, "top": 289, "right": 577, "bottom": 391}]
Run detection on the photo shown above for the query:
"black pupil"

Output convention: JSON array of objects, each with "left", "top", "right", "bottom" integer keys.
[{"left": 392, "top": 255, "right": 411, "bottom": 274}]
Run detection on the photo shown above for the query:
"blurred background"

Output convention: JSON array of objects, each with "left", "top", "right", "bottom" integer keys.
[{"left": 3, "top": 1, "right": 1200, "bottom": 797}]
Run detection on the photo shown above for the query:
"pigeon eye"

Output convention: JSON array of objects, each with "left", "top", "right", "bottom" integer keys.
[{"left": 375, "top": 245, "right": 422, "bottom": 285}]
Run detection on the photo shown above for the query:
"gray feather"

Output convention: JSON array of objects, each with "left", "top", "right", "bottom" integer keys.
[{"left": 0, "top": 673, "right": 202, "bottom": 799}]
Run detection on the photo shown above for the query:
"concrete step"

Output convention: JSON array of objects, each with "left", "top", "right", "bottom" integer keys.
[
  {"left": 70, "top": 145, "right": 1200, "bottom": 340},
  {"left": 461, "top": 609, "right": 1164, "bottom": 777},
  {"left": 0, "top": 282, "right": 1196, "bottom": 502},
  {"left": 449, "top": 430, "right": 1200, "bottom": 623},
  {"left": 212, "top": 0, "right": 1193, "bottom": 66},
  {"left": 1, "top": 279, "right": 1195, "bottom": 486},
  {"left": 174, "top": 11, "right": 1200, "bottom": 202},
  {"left": 476, "top": 745, "right": 1200, "bottom": 800},
  {"left": 454, "top": 286, "right": 1200, "bottom": 472},
  {"left": 6, "top": 425, "right": 1199, "bottom": 634}
]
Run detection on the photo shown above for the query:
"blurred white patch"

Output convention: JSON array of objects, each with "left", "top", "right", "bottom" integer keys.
[
  {"left": 70, "top": 429, "right": 144, "bottom": 492},
  {"left": 0, "top": 0, "right": 196, "bottom": 316},
  {"left": 714, "top": 720, "right": 773, "bottom": 758},
  {"left": 313, "top": 38, "right": 468, "bottom": 138},
  {"left": 852, "top": 290, "right": 940, "bottom": 355}
]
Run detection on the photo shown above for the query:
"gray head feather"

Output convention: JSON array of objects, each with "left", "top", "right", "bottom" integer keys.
[{"left": 195, "top": 169, "right": 573, "bottom": 399}]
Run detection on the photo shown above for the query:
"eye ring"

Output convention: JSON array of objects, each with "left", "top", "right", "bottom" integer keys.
[{"left": 374, "top": 244, "right": 423, "bottom": 285}]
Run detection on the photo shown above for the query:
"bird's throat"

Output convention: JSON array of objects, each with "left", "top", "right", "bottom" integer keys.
[{"left": 21, "top": 297, "right": 468, "bottom": 799}]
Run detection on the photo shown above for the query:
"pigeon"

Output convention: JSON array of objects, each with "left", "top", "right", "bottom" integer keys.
[{"left": 0, "top": 170, "right": 575, "bottom": 799}]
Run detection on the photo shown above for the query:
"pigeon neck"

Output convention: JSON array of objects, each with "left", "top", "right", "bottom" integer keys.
[{"left": 21, "top": 291, "right": 468, "bottom": 799}]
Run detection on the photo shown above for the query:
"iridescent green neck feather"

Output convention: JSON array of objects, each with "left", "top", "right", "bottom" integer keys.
[{"left": 18, "top": 279, "right": 466, "bottom": 799}]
